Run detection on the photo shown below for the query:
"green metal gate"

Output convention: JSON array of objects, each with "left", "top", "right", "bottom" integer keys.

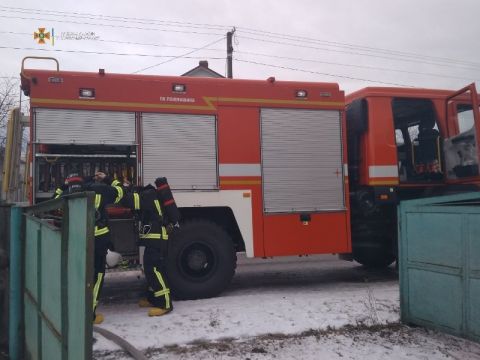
[
  {"left": 399, "top": 192, "right": 480, "bottom": 342},
  {"left": 10, "top": 193, "right": 95, "bottom": 359}
]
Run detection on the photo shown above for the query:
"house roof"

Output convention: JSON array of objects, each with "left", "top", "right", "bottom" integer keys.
[{"left": 182, "top": 60, "right": 224, "bottom": 78}]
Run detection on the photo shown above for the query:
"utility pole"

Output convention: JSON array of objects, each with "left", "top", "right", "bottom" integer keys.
[{"left": 227, "top": 28, "right": 235, "bottom": 79}]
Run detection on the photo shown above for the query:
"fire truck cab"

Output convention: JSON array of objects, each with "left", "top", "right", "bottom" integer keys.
[
  {"left": 21, "top": 57, "right": 351, "bottom": 299},
  {"left": 346, "top": 84, "right": 480, "bottom": 267}
]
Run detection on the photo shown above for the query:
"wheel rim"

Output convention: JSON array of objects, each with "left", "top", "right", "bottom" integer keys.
[{"left": 178, "top": 242, "right": 217, "bottom": 280}]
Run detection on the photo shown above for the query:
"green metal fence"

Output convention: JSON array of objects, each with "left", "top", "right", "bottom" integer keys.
[
  {"left": 10, "top": 193, "right": 95, "bottom": 360},
  {"left": 0, "top": 204, "right": 11, "bottom": 355},
  {"left": 399, "top": 192, "right": 480, "bottom": 342}
]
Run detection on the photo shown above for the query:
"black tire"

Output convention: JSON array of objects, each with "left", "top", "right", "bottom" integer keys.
[
  {"left": 353, "top": 246, "right": 395, "bottom": 268},
  {"left": 166, "top": 220, "right": 236, "bottom": 300},
  {"left": 350, "top": 198, "right": 397, "bottom": 269}
]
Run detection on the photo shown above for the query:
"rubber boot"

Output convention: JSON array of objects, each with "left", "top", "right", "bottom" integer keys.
[
  {"left": 148, "top": 307, "right": 172, "bottom": 317},
  {"left": 94, "top": 313, "right": 104, "bottom": 324}
]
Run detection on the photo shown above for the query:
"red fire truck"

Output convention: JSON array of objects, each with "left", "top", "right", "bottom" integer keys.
[
  {"left": 20, "top": 57, "right": 480, "bottom": 298},
  {"left": 20, "top": 57, "right": 351, "bottom": 299}
]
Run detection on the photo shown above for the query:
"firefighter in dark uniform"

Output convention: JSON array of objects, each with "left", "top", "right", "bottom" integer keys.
[
  {"left": 121, "top": 177, "right": 180, "bottom": 316},
  {"left": 54, "top": 172, "right": 124, "bottom": 324}
]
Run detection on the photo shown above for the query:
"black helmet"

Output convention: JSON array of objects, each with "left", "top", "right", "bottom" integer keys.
[
  {"left": 65, "top": 173, "right": 84, "bottom": 194},
  {"left": 154, "top": 177, "right": 167, "bottom": 187}
]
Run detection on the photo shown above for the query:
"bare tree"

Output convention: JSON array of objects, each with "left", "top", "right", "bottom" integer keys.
[{"left": 0, "top": 78, "right": 20, "bottom": 149}]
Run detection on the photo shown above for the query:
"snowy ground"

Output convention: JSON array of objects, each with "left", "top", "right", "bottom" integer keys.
[{"left": 93, "top": 254, "right": 480, "bottom": 359}]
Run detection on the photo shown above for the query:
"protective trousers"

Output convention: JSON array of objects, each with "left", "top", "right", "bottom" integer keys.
[
  {"left": 93, "top": 232, "right": 110, "bottom": 317},
  {"left": 143, "top": 244, "right": 172, "bottom": 310}
]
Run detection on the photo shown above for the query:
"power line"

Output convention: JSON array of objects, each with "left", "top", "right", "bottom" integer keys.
[
  {"left": 235, "top": 58, "right": 414, "bottom": 87},
  {"left": 235, "top": 50, "right": 480, "bottom": 82},
  {"left": 0, "top": 5, "right": 231, "bottom": 32},
  {"left": 3, "top": 5, "right": 478, "bottom": 69},
  {"left": 2, "top": 29, "right": 477, "bottom": 83},
  {"left": 1, "top": 6, "right": 477, "bottom": 84},
  {"left": 236, "top": 35, "right": 480, "bottom": 71},
  {"left": 96, "top": 38, "right": 222, "bottom": 53},
  {"left": 235, "top": 26, "right": 480, "bottom": 68},
  {"left": 0, "top": 45, "right": 225, "bottom": 61},
  {"left": 238, "top": 34, "right": 480, "bottom": 70},
  {"left": 6, "top": 27, "right": 478, "bottom": 78},
  {"left": 133, "top": 37, "right": 226, "bottom": 73},
  {"left": 0, "top": 14, "right": 225, "bottom": 37},
  {"left": 0, "top": 30, "right": 225, "bottom": 53},
  {"left": 2, "top": 31, "right": 476, "bottom": 83}
]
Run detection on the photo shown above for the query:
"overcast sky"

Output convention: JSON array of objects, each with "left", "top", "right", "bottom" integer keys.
[{"left": 1, "top": 0, "right": 479, "bottom": 93}]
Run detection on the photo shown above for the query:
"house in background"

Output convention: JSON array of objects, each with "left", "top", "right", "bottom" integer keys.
[{"left": 182, "top": 60, "right": 224, "bottom": 78}]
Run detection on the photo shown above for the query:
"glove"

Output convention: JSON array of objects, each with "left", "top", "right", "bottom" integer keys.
[{"left": 166, "top": 222, "right": 180, "bottom": 234}]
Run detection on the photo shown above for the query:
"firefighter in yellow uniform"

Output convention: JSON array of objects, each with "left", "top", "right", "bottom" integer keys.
[
  {"left": 54, "top": 172, "right": 124, "bottom": 324},
  {"left": 121, "top": 177, "right": 179, "bottom": 316}
]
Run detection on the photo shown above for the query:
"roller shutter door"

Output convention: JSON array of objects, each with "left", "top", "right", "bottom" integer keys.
[
  {"left": 34, "top": 108, "right": 136, "bottom": 145},
  {"left": 142, "top": 113, "right": 218, "bottom": 189},
  {"left": 261, "top": 108, "right": 345, "bottom": 213}
]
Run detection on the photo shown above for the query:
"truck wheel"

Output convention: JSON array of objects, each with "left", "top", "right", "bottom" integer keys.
[
  {"left": 166, "top": 220, "right": 236, "bottom": 300},
  {"left": 353, "top": 247, "right": 395, "bottom": 268}
]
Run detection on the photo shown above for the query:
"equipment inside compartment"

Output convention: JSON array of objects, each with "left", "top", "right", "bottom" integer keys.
[{"left": 34, "top": 144, "right": 137, "bottom": 199}]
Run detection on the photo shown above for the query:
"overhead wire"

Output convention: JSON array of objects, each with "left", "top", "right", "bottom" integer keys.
[
  {"left": 0, "top": 30, "right": 225, "bottom": 54},
  {"left": 0, "top": 5, "right": 230, "bottom": 30},
  {"left": 0, "top": 14, "right": 225, "bottom": 36},
  {"left": 235, "top": 26, "right": 480, "bottom": 68},
  {"left": 0, "top": 6, "right": 477, "bottom": 85},
  {"left": 0, "top": 45, "right": 225, "bottom": 61},
  {"left": 2, "top": 5, "right": 478, "bottom": 69},
  {"left": 2, "top": 29, "right": 476, "bottom": 82},
  {"left": 235, "top": 58, "right": 414, "bottom": 87},
  {"left": 0, "top": 6, "right": 231, "bottom": 32},
  {"left": 1, "top": 43, "right": 472, "bottom": 85},
  {"left": 0, "top": 34, "right": 475, "bottom": 84},
  {"left": 235, "top": 50, "right": 480, "bottom": 82},
  {"left": 236, "top": 35, "right": 480, "bottom": 71},
  {"left": 2, "top": 29, "right": 477, "bottom": 82},
  {"left": 96, "top": 38, "right": 222, "bottom": 53},
  {"left": 132, "top": 36, "right": 226, "bottom": 73}
]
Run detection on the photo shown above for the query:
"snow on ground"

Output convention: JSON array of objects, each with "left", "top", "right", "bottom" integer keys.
[{"left": 92, "top": 254, "right": 480, "bottom": 359}]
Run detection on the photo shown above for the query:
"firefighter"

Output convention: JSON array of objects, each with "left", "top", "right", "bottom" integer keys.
[
  {"left": 53, "top": 172, "right": 124, "bottom": 324},
  {"left": 120, "top": 177, "right": 179, "bottom": 316}
]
